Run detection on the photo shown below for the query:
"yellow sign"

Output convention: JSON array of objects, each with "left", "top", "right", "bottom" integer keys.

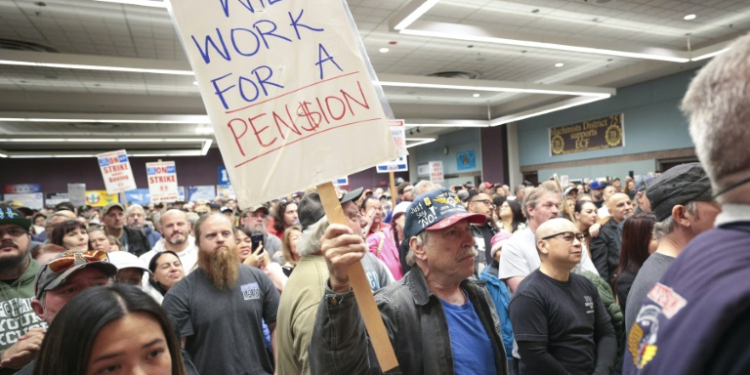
[
  {"left": 85, "top": 190, "right": 120, "bottom": 207},
  {"left": 550, "top": 114, "right": 624, "bottom": 156}
]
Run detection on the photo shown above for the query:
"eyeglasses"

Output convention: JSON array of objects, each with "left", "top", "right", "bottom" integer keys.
[
  {"left": 0, "top": 227, "right": 27, "bottom": 237},
  {"left": 541, "top": 231, "right": 585, "bottom": 243},
  {"left": 470, "top": 199, "right": 495, "bottom": 207},
  {"left": 46, "top": 250, "right": 109, "bottom": 273}
]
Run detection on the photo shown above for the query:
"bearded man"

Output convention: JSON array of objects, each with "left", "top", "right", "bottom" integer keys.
[{"left": 162, "top": 213, "right": 280, "bottom": 375}]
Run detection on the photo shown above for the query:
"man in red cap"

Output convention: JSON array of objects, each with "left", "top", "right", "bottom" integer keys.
[{"left": 310, "top": 189, "right": 508, "bottom": 374}]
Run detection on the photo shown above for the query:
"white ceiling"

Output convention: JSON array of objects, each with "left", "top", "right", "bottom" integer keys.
[{"left": 0, "top": 0, "right": 748, "bottom": 156}]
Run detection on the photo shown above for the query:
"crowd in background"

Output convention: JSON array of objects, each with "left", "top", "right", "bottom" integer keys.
[{"left": 0, "top": 31, "right": 750, "bottom": 375}]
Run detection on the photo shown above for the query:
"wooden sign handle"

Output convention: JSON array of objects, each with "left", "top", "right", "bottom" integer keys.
[{"left": 316, "top": 182, "right": 399, "bottom": 372}]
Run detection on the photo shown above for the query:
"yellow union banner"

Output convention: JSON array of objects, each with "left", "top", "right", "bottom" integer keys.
[{"left": 550, "top": 114, "right": 624, "bottom": 156}]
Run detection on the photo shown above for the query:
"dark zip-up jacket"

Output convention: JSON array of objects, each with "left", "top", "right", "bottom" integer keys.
[{"left": 309, "top": 266, "right": 508, "bottom": 375}]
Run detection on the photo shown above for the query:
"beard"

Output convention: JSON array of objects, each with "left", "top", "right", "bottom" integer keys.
[
  {"left": 0, "top": 239, "right": 29, "bottom": 274},
  {"left": 199, "top": 244, "right": 240, "bottom": 290}
]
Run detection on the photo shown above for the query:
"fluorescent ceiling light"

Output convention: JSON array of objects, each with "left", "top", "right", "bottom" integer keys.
[
  {"left": 0, "top": 152, "right": 7, "bottom": 158},
  {"left": 406, "top": 137, "right": 436, "bottom": 148},
  {"left": 691, "top": 48, "right": 729, "bottom": 62},
  {"left": 406, "top": 123, "right": 488, "bottom": 128},
  {"left": 393, "top": 0, "right": 442, "bottom": 30},
  {"left": 0, "top": 117, "right": 208, "bottom": 124},
  {"left": 0, "top": 60, "right": 193, "bottom": 76},
  {"left": 490, "top": 95, "right": 610, "bottom": 126},
  {"left": 379, "top": 48, "right": 390, "bottom": 53},
  {"left": 379, "top": 80, "right": 609, "bottom": 97},
  {"left": 95, "top": 0, "right": 167, "bottom": 8},
  {"left": 5, "top": 138, "right": 208, "bottom": 143},
  {"left": 399, "top": 28, "right": 690, "bottom": 63},
  {"left": 684, "top": 14, "right": 697, "bottom": 21},
  {"left": 201, "top": 139, "right": 213, "bottom": 155}
]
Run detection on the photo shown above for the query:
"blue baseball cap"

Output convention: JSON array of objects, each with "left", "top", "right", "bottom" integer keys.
[
  {"left": 403, "top": 189, "right": 486, "bottom": 239},
  {"left": 589, "top": 180, "right": 606, "bottom": 190}
]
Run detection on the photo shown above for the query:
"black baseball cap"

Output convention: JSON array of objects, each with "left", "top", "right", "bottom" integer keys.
[
  {"left": 0, "top": 206, "right": 31, "bottom": 231},
  {"left": 647, "top": 163, "right": 712, "bottom": 221}
]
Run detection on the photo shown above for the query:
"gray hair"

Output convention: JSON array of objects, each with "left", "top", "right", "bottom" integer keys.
[
  {"left": 522, "top": 186, "right": 558, "bottom": 218},
  {"left": 45, "top": 212, "right": 71, "bottom": 228},
  {"left": 653, "top": 201, "right": 698, "bottom": 240},
  {"left": 406, "top": 231, "right": 430, "bottom": 267},
  {"left": 125, "top": 204, "right": 145, "bottom": 216},
  {"left": 296, "top": 216, "right": 329, "bottom": 257},
  {"left": 413, "top": 180, "right": 437, "bottom": 197},
  {"left": 682, "top": 33, "right": 750, "bottom": 191}
]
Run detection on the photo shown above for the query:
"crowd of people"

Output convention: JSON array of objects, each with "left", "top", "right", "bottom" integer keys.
[{"left": 0, "top": 32, "right": 749, "bottom": 375}]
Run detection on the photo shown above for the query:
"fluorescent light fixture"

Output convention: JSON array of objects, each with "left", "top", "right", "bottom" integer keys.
[
  {"left": 10, "top": 138, "right": 61, "bottom": 142},
  {"left": 555, "top": 63, "right": 564, "bottom": 67},
  {"left": 473, "top": 93, "right": 481, "bottom": 98},
  {"left": 379, "top": 48, "right": 390, "bottom": 53},
  {"left": 406, "top": 137, "right": 436, "bottom": 148},
  {"left": 201, "top": 139, "right": 213, "bottom": 155},
  {"left": 406, "top": 123, "right": 488, "bottom": 128},
  {"left": 379, "top": 80, "right": 609, "bottom": 96},
  {"left": 393, "top": 0, "right": 441, "bottom": 30},
  {"left": 9, "top": 154, "right": 96, "bottom": 159},
  {"left": 0, "top": 117, "right": 208, "bottom": 124},
  {"left": 0, "top": 60, "right": 193, "bottom": 76},
  {"left": 5, "top": 138, "right": 208, "bottom": 143},
  {"left": 399, "top": 28, "right": 690, "bottom": 63},
  {"left": 95, "top": 0, "right": 167, "bottom": 8},
  {"left": 490, "top": 95, "right": 610, "bottom": 126},
  {"left": 691, "top": 48, "right": 729, "bottom": 62},
  {"left": 684, "top": 14, "right": 696, "bottom": 20},
  {"left": 0, "top": 152, "right": 7, "bottom": 158}
]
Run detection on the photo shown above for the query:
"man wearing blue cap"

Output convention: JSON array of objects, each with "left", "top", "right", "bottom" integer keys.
[{"left": 310, "top": 189, "right": 508, "bottom": 374}]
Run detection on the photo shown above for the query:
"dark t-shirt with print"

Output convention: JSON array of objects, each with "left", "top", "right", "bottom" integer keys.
[
  {"left": 510, "top": 269, "right": 612, "bottom": 375},
  {"left": 162, "top": 264, "right": 280, "bottom": 375}
]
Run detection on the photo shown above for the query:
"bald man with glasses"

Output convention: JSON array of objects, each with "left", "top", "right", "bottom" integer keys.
[
  {"left": 509, "top": 218, "right": 616, "bottom": 375},
  {"left": 467, "top": 192, "right": 498, "bottom": 275}
]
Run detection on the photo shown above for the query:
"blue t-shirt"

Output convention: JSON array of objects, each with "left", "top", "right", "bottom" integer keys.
[{"left": 441, "top": 291, "right": 498, "bottom": 375}]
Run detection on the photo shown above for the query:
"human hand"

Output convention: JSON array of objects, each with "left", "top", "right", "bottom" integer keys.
[
  {"left": 589, "top": 223, "right": 601, "bottom": 238},
  {"left": 321, "top": 224, "right": 366, "bottom": 293},
  {"left": 243, "top": 243, "right": 265, "bottom": 268},
  {"left": 0, "top": 328, "right": 45, "bottom": 369}
]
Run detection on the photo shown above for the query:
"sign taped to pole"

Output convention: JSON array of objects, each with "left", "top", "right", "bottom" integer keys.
[
  {"left": 96, "top": 150, "right": 136, "bottom": 195},
  {"left": 146, "top": 161, "right": 180, "bottom": 203},
  {"left": 167, "top": 0, "right": 398, "bottom": 208}
]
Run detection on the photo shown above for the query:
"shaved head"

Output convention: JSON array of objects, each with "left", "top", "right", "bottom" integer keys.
[{"left": 536, "top": 218, "right": 577, "bottom": 242}]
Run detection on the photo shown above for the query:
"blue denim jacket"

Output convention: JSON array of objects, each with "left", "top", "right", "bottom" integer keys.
[
  {"left": 479, "top": 263, "right": 514, "bottom": 361},
  {"left": 309, "top": 266, "right": 508, "bottom": 375}
]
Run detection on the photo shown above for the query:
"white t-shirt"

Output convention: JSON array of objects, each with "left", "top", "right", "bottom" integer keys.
[{"left": 498, "top": 227, "right": 598, "bottom": 281}]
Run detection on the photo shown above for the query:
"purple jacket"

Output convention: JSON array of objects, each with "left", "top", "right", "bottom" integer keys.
[{"left": 622, "top": 222, "right": 750, "bottom": 374}]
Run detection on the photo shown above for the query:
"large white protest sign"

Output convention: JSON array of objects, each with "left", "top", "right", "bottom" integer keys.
[
  {"left": 96, "top": 150, "right": 136, "bottom": 195},
  {"left": 146, "top": 161, "right": 180, "bottom": 203},
  {"left": 168, "top": 0, "right": 398, "bottom": 207}
]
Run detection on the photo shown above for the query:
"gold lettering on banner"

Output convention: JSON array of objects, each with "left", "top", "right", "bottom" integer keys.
[{"left": 550, "top": 114, "right": 624, "bottom": 156}]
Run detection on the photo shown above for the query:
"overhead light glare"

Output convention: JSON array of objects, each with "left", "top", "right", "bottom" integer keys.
[
  {"left": 0, "top": 117, "right": 208, "bottom": 124},
  {"left": 0, "top": 60, "right": 193, "bottom": 76},
  {"left": 555, "top": 62, "right": 564, "bottom": 67},
  {"left": 393, "top": 0, "right": 442, "bottom": 30},
  {"left": 94, "top": 0, "right": 167, "bottom": 9},
  {"left": 405, "top": 137, "right": 436, "bottom": 148},
  {"left": 379, "top": 48, "right": 390, "bottom": 53},
  {"left": 399, "top": 28, "right": 690, "bottom": 63},
  {"left": 490, "top": 95, "right": 610, "bottom": 126},
  {"left": 201, "top": 139, "right": 213, "bottom": 155},
  {"left": 691, "top": 48, "right": 729, "bottom": 62},
  {"left": 379, "top": 81, "right": 609, "bottom": 96},
  {"left": 684, "top": 14, "right": 697, "bottom": 21},
  {"left": 472, "top": 93, "right": 481, "bottom": 98}
]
